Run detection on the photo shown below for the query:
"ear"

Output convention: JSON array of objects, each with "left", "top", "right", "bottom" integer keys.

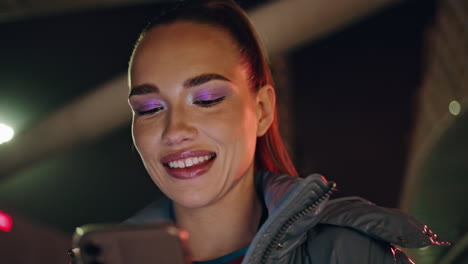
[{"left": 255, "top": 84, "right": 276, "bottom": 137}]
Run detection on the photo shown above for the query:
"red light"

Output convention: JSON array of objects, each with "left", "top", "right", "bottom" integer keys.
[{"left": 0, "top": 211, "right": 13, "bottom": 232}]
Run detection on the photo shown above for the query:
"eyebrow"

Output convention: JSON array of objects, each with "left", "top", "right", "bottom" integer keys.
[
  {"left": 129, "top": 73, "right": 231, "bottom": 98},
  {"left": 183, "top": 73, "right": 230, "bottom": 88},
  {"left": 129, "top": 83, "right": 159, "bottom": 97}
]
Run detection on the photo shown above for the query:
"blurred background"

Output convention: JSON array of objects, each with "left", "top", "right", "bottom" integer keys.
[{"left": 0, "top": 0, "right": 466, "bottom": 263}]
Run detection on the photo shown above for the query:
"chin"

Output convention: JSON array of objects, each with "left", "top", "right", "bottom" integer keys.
[{"left": 172, "top": 191, "right": 214, "bottom": 210}]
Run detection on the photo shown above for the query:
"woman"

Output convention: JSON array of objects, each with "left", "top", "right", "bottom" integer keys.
[{"left": 126, "top": 0, "right": 447, "bottom": 263}]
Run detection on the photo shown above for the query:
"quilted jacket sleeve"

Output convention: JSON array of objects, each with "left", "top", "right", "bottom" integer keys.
[{"left": 306, "top": 224, "right": 414, "bottom": 264}]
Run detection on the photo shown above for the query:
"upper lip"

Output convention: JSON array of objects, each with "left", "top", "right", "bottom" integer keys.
[{"left": 160, "top": 149, "right": 216, "bottom": 164}]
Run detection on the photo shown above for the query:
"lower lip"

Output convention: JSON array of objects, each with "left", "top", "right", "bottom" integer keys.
[{"left": 164, "top": 158, "right": 215, "bottom": 180}]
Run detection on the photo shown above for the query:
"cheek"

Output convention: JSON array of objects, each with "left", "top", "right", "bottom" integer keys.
[
  {"left": 132, "top": 119, "right": 160, "bottom": 156},
  {"left": 200, "top": 99, "right": 258, "bottom": 151}
]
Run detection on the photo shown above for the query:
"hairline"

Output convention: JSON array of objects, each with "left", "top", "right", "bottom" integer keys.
[{"left": 128, "top": 19, "right": 255, "bottom": 91}]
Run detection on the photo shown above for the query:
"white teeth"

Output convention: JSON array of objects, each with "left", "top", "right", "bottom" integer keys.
[
  {"left": 178, "top": 160, "right": 185, "bottom": 168},
  {"left": 167, "top": 154, "right": 214, "bottom": 168}
]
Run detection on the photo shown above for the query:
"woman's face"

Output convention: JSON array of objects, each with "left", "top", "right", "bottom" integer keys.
[{"left": 129, "top": 21, "right": 274, "bottom": 209}]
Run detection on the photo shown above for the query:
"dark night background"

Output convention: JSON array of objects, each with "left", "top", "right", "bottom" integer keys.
[{"left": 291, "top": 1, "right": 435, "bottom": 207}]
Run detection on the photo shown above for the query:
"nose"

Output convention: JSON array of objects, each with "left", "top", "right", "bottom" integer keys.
[{"left": 161, "top": 108, "right": 197, "bottom": 146}]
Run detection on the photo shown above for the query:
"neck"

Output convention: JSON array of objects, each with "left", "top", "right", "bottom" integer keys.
[{"left": 174, "top": 168, "right": 262, "bottom": 262}]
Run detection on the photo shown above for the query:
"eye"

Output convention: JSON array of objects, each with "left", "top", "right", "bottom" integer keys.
[
  {"left": 194, "top": 96, "right": 226, "bottom": 107},
  {"left": 135, "top": 106, "right": 164, "bottom": 116}
]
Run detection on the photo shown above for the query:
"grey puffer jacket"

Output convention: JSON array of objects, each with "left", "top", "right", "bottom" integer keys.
[{"left": 126, "top": 171, "right": 448, "bottom": 263}]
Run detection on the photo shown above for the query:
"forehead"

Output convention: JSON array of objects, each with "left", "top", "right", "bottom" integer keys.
[{"left": 130, "top": 21, "right": 245, "bottom": 87}]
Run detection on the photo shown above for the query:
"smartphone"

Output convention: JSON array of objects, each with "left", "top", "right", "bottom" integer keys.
[{"left": 72, "top": 222, "right": 190, "bottom": 264}]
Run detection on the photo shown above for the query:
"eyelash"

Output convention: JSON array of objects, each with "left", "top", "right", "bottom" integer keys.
[
  {"left": 136, "top": 96, "right": 226, "bottom": 116},
  {"left": 136, "top": 106, "right": 164, "bottom": 116},
  {"left": 194, "top": 96, "right": 226, "bottom": 106}
]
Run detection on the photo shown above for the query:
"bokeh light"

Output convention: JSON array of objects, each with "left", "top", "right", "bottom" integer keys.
[
  {"left": 0, "top": 123, "right": 14, "bottom": 144},
  {"left": 0, "top": 211, "right": 13, "bottom": 232},
  {"left": 449, "top": 100, "right": 461, "bottom": 116}
]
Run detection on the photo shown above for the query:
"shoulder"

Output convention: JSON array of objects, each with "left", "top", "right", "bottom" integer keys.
[
  {"left": 301, "top": 196, "right": 449, "bottom": 263},
  {"left": 306, "top": 224, "right": 412, "bottom": 264},
  {"left": 317, "top": 197, "right": 447, "bottom": 248}
]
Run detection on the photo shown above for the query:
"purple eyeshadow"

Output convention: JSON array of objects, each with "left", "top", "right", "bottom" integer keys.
[
  {"left": 195, "top": 91, "right": 222, "bottom": 101},
  {"left": 192, "top": 86, "right": 231, "bottom": 101},
  {"left": 138, "top": 99, "right": 163, "bottom": 111}
]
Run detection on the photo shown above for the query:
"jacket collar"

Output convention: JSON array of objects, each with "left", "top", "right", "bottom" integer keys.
[
  {"left": 255, "top": 170, "right": 332, "bottom": 215},
  {"left": 125, "top": 171, "right": 332, "bottom": 224}
]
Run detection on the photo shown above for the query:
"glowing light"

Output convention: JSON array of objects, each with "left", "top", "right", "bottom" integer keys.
[
  {"left": 449, "top": 101, "right": 461, "bottom": 116},
  {"left": 0, "top": 211, "right": 13, "bottom": 232},
  {"left": 178, "top": 229, "right": 190, "bottom": 241},
  {"left": 0, "top": 124, "right": 14, "bottom": 144},
  {"left": 75, "top": 227, "right": 84, "bottom": 236}
]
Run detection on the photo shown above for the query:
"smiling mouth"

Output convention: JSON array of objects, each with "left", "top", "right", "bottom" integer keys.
[
  {"left": 161, "top": 150, "right": 217, "bottom": 179},
  {"left": 164, "top": 153, "right": 216, "bottom": 169}
]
